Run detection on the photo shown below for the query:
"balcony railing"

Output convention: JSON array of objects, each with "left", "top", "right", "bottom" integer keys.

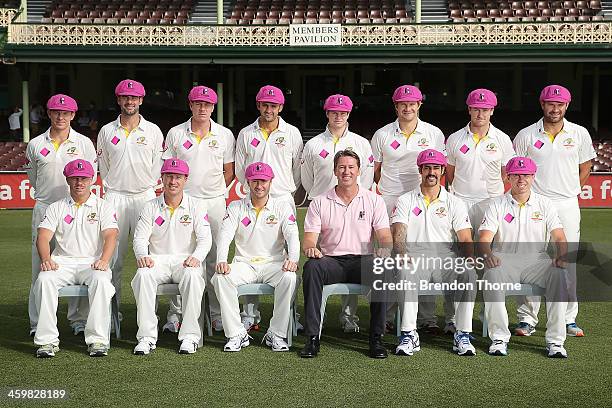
[{"left": 0, "top": 8, "right": 17, "bottom": 27}]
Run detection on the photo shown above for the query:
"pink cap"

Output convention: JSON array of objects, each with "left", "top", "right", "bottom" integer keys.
[
  {"left": 506, "top": 156, "right": 537, "bottom": 175},
  {"left": 188, "top": 85, "right": 218, "bottom": 104},
  {"left": 115, "top": 79, "right": 146, "bottom": 97},
  {"left": 256, "top": 85, "right": 285, "bottom": 105},
  {"left": 47, "top": 94, "right": 78, "bottom": 112},
  {"left": 466, "top": 88, "right": 497, "bottom": 109},
  {"left": 323, "top": 94, "right": 353, "bottom": 112},
  {"left": 161, "top": 158, "right": 190, "bottom": 176},
  {"left": 540, "top": 85, "right": 571, "bottom": 103},
  {"left": 63, "top": 159, "right": 94, "bottom": 178},
  {"left": 416, "top": 149, "right": 447, "bottom": 167},
  {"left": 245, "top": 162, "right": 275, "bottom": 181},
  {"left": 392, "top": 85, "right": 423, "bottom": 102}
]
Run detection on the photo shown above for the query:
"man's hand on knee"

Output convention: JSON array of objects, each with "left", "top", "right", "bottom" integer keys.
[
  {"left": 183, "top": 256, "right": 201, "bottom": 268},
  {"left": 215, "top": 262, "right": 231, "bottom": 274},
  {"left": 92, "top": 258, "right": 110, "bottom": 271},
  {"left": 137, "top": 257, "right": 155, "bottom": 268},
  {"left": 282, "top": 259, "right": 298, "bottom": 272},
  {"left": 40, "top": 258, "right": 59, "bottom": 271}
]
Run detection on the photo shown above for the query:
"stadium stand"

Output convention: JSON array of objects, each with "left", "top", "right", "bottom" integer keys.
[
  {"left": 448, "top": 0, "right": 604, "bottom": 22},
  {"left": 593, "top": 140, "right": 612, "bottom": 172},
  {"left": 225, "top": 0, "right": 413, "bottom": 25}
]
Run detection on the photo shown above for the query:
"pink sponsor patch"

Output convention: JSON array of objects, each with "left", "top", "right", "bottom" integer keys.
[
  {"left": 111, "top": 136, "right": 120, "bottom": 145},
  {"left": 40, "top": 147, "right": 50, "bottom": 157},
  {"left": 319, "top": 149, "right": 329, "bottom": 159},
  {"left": 412, "top": 207, "right": 422, "bottom": 216},
  {"left": 459, "top": 144, "right": 470, "bottom": 154},
  {"left": 155, "top": 216, "right": 165, "bottom": 226},
  {"left": 241, "top": 217, "right": 251, "bottom": 227},
  {"left": 369, "top": 155, "right": 374, "bottom": 163},
  {"left": 64, "top": 214, "right": 74, "bottom": 224},
  {"left": 250, "top": 138, "right": 260, "bottom": 148},
  {"left": 183, "top": 140, "right": 193, "bottom": 150},
  {"left": 204, "top": 214, "right": 209, "bottom": 222},
  {"left": 504, "top": 213, "right": 514, "bottom": 223},
  {"left": 288, "top": 214, "right": 296, "bottom": 222},
  {"left": 534, "top": 140, "right": 544, "bottom": 149},
  {"left": 390, "top": 140, "right": 400, "bottom": 150}
]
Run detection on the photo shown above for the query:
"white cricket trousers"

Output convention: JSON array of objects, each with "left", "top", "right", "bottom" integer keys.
[
  {"left": 29, "top": 201, "right": 88, "bottom": 330},
  {"left": 212, "top": 261, "right": 296, "bottom": 339},
  {"left": 517, "top": 197, "right": 580, "bottom": 326},
  {"left": 398, "top": 262, "right": 477, "bottom": 333},
  {"left": 166, "top": 195, "right": 226, "bottom": 324},
  {"left": 484, "top": 255, "right": 568, "bottom": 345},
  {"left": 242, "top": 193, "right": 296, "bottom": 323},
  {"left": 105, "top": 189, "right": 156, "bottom": 306},
  {"left": 131, "top": 256, "right": 205, "bottom": 344},
  {"left": 33, "top": 257, "right": 115, "bottom": 347}
]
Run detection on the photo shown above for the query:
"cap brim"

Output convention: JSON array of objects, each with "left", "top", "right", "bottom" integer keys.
[
  {"left": 66, "top": 172, "right": 94, "bottom": 178},
  {"left": 468, "top": 103, "right": 495, "bottom": 108},
  {"left": 541, "top": 98, "right": 570, "bottom": 103},
  {"left": 256, "top": 98, "right": 283, "bottom": 104}
]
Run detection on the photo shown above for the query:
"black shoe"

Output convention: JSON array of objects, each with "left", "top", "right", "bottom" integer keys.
[
  {"left": 300, "top": 336, "right": 320, "bottom": 358},
  {"left": 369, "top": 335, "right": 388, "bottom": 359}
]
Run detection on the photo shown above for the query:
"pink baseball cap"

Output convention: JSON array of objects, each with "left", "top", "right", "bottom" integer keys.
[
  {"left": 63, "top": 159, "right": 94, "bottom": 178},
  {"left": 188, "top": 85, "right": 218, "bottom": 104},
  {"left": 47, "top": 94, "right": 78, "bottom": 112},
  {"left": 417, "top": 149, "right": 447, "bottom": 167},
  {"left": 161, "top": 158, "right": 190, "bottom": 176},
  {"left": 324, "top": 94, "right": 353, "bottom": 112},
  {"left": 506, "top": 156, "right": 537, "bottom": 175},
  {"left": 245, "top": 162, "right": 275, "bottom": 181},
  {"left": 256, "top": 85, "right": 285, "bottom": 105},
  {"left": 392, "top": 85, "right": 423, "bottom": 102},
  {"left": 466, "top": 88, "right": 497, "bottom": 109},
  {"left": 115, "top": 79, "right": 146, "bottom": 97},
  {"left": 539, "top": 85, "right": 571, "bottom": 103}
]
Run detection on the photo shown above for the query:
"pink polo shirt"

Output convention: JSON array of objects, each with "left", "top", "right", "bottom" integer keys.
[{"left": 304, "top": 186, "right": 390, "bottom": 256}]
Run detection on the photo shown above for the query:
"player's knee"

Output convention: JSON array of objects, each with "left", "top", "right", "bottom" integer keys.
[
  {"left": 35, "top": 271, "right": 57, "bottom": 286},
  {"left": 280, "top": 271, "right": 297, "bottom": 286},
  {"left": 303, "top": 260, "right": 323, "bottom": 281}
]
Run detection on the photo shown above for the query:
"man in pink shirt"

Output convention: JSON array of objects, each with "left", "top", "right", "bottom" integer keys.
[{"left": 300, "top": 150, "right": 392, "bottom": 359}]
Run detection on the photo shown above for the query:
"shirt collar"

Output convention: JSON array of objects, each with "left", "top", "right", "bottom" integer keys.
[
  {"left": 393, "top": 119, "right": 423, "bottom": 136},
  {"left": 68, "top": 193, "right": 97, "bottom": 208},
  {"left": 186, "top": 118, "right": 221, "bottom": 136},
  {"left": 253, "top": 116, "right": 287, "bottom": 133},
  {"left": 326, "top": 185, "right": 365, "bottom": 205},
  {"left": 114, "top": 114, "right": 146, "bottom": 132},
  {"left": 246, "top": 194, "right": 274, "bottom": 211},
  {"left": 536, "top": 118, "right": 570, "bottom": 136},
  {"left": 159, "top": 192, "right": 189, "bottom": 210},
  {"left": 323, "top": 125, "right": 350, "bottom": 140},
  {"left": 44, "top": 127, "right": 77, "bottom": 144},
  {"left": 417, "top": 186, "right": 447, "bottom": 202},
  {"left": 505, "top": 191, "right": 537, "bottom": 207},
  {"left": 464, "top": 122, "right": 499, "bottom": 140}
]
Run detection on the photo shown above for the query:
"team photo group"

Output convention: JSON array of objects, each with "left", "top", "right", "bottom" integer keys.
[{"left": 25, "top": 78, "right": 594, "bottom": 361}]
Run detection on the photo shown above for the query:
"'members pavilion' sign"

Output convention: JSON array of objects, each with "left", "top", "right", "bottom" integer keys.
[{"left": 289, "top": 24, "right": 341, "bottom": 46}]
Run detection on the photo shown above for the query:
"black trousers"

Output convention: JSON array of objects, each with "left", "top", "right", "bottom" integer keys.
[{"left": 302, "top": 255, "right": 386, "bottom": 337}]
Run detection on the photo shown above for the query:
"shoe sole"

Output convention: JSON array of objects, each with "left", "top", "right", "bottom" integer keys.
[
  {"left": 548, "top": 352, "right": 568, "bottom": 358},
  {"left": 515, "top": 330, "right": 535, "bottom": 336},
  {"left": 489, "top": 351, "right": 508, "bottom": 356},
  {"left": 300, "top": 353, "right": 317, "bottom": 358},
  {"left": 224, "top": 340, "right": 250, "bottom": 352},
  {"left": 395, "top": 346, "right": 420, "bottom": 356},
  {"left": 36, "top": 353, "right": 54, "bottom": 358},
  {"left": 89, "top": 352, "right": 107, "bottom": 357},
  {"left": 567, "top": 331, "right": 584, "bottom": 337},
  {"left": 453, "top": 346, "right": 476, "bottom": 356},
  {"left": 179, "top": 349, "right": 196, "bottom": 354}
]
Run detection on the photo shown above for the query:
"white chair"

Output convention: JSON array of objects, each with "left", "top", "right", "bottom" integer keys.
[{"left": 319, "top": 283, "right": 366, "bottom": 337}]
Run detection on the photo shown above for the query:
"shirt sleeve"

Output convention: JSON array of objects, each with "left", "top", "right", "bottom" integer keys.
[
  {"left": 451, "top": 197, "right": 472, "bottom": 232},
  {"left": 479, "top": 199, "right": 500, "bottom": 233},
  {"left": 161, "top": 128, "right": 178, "bottom": 161},
  {"left": 100, "top": 200, "right": 119, "bottom": 232},
  {"left": 545, "top": 199, "right": 564, "bottom": 233},
  {"left": 390, "top": 194, "right": 410, "bottom": 225},
  {"left": 280, "top": 204, "right": 300, "bottom": 263},
  {"left": 25, "top": 142, "right": 38, "bottom": 190},
  {"left": 223, "top": 130, "right": 236, "bottom": 164},
  {"left": 234, "top": 129, "right": 248, "bottom": 186},
  {"left": 151, "top": 126, "right": 164, "bottom": 180},
  {"left": 577, "top": 126, "right": 596, "bottom": 164},
  {"left": 360, "top": 140, "right": 375, "bottom": 189},
  {"left": 499, "top": 132, "right": 517, "bottom": 166},
  {"left": 513, "top": 128, "right": 529, "bottom": 157},
  {"left": 303, "top": 198, "right": 322, "bottom": 233},
  {"left": 445, "top": 133, "right": 457, "bottom": 166},
  {"left": 216, "top": 202, "right": 240, "bottom": 263},
  {"left": 84, "top": 138, "right": 99, "bottom": 176},
  {"left": 292, "top": 129, "right": 304, "bottom": 189},
  {"left": 300, "top": 143, "right": 314, "bottom": 197},
  {"left": 191, "top": 202, "right": 213, "bottom": 263},
  {"left": 97, "top": 128, "right": 111, "bottom": 181},
  {"left": 133, "top": 202, "right": 154, "bottom": 259},
  {"left": 38, "top": 202, "right": 60, "bottom": 233},
  {"left": 371, "top": 194, "right": 390, "bottom": 231},
  {"left": 371, "top": 129, "right": 384, "bottom": 162},
  {"left": 433, "top": 127, "right": 447, "bottom": 156}
]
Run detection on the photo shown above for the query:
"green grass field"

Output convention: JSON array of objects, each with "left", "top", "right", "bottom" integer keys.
[{"left": 0, "top": 208, "right": 611, "bottom": 407}]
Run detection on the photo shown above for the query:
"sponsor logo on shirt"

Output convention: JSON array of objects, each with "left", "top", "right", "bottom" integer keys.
[
  {"left": 274, "top": 136, "right": 285, "bottom": 147},
  {"left": 179, "top": 214, "right": 192, "bottom": 225},
  {"left": 66, "top": 146, "right": 78, "bottom": 156},
  {"left": 562, "top": 137, "right": 575, "bottom": 148},
  {"left": 358, "top": 210, "right": 366, "bottom": 220},
  {"left": 435, "top": 207, "right": 447, "bottom": 217},
  {"left": 266, "top": 214, "right": 278, "bottom": 224},
  {"left": 485, "top": 142, "right": 497, "bottom": 152},
  {"left": 531, "top": 211, "right": 543, "bottom": 221},
  {"left": 417, "top": 137, "right": 429, "bottom": 147},
  {"left": 208, "top": 139, "right": 219, "bottom": 149},
  {"left": 87, "top": 212, "right": 99, "bottom": 223},
  {"left": 136, "top": 136, "right": 147, "bottom": 145}
]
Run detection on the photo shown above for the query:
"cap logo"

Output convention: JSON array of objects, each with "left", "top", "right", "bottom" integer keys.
[
  {"left": 128, "top": 82, "right": 133, "bottom": 88},
  {"left": 428, "top": 151, "right": 435, "bottom": 157},
  {"left": 256, "top": 164, "right": 262, "bottom": 171},
  {"left": 338, "top": 97, "right": 343, "bottom": 104},
  {"left": 268, "top": 89, "right": 274, "bottom": 96},
  {"left": 59, "top": 97, "right": 65, "bottom": 104},
  {"left": 479, "top": 93, "right": 485, "bottom": 100},
  {"left": 77, "top": 162, "right": 83, "bottom": 169},
  {"left": 404, "top": 87, "right": 410, "bottom": 94},
  {"left": 203, "top": 88, "right": 208, "bottom": 95},
  {"left": 172, "top": 160, "right": 177, "bottom": 167},
  {"left": 553, "top": 88, "right": 560, "bottom": 95},
  {"left": 518, "top": 159, "right": 524, "bottom": 167}
]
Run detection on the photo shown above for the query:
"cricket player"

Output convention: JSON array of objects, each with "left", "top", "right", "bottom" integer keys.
[
  {"left": 212, "top": 162, "right": 299, "bottom": 352},
  {"left": 162, "top": 85, "right": 235, "bottom": 333},
  {"left": 513, "top": 85, "right": 595, "bottom": 337},
  {"left": 391, "top": 149, "right": 477, "bottom": 356},
  {"left": 25, "top": 94, "right": 97, "bottom": 337},
  {"left": 131, "top": 158, "right": 212, "bottom": 355},
  {"left": 300, "top": 150, "right": 392, "bottom": 359},
  {"left": 300, "top": 93, "right": 375, "bottom": 333},
  {"left": 479, "top": 156, "right": 570, "bottom": 358},
  {"left": 234, "top": 85, "right": 303, "bottom": 330},
  {"left": 97, "top": 79, "right": 164, "bottom": 313},
  {"left": 370, "top": 85, "right": 446, "bottom": 334},
  {"left": 33, "top": 159, "right": 118, "bottom": 358}
]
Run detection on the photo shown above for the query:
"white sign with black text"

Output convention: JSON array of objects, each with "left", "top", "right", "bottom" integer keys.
[{"left": 289, "top": 24, "right": 342, "bottom": 46}]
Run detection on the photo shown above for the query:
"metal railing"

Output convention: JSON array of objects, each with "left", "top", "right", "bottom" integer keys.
[{"left": 0, "top": 8, "right": 17, "bottom": 27}]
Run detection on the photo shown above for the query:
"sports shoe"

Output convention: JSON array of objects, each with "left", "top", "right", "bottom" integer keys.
[
  {"left": 29, "top": 328, "right": 36, "bottom": 337},
  {"left": 443, "top": 322, "right": 456, "bottom": 335},
  {"left": 514, "top": 322, "right": 536, "bottom": 336},
  {"left": 212, "top": 319, "right": 224, "bottom": 332},
  {"left": 36, "top": 344, "right": 59, "bottom": 358},
  {"left": 162, "top": 321, "right": 180, "bottom": 334},
  {"left": 224, "top": 332, "right": 251, "bottom": 352},
  {"left": 566, "top": 323, "right": 584, "bottom": 337},
  {"left": 340, "top": 316, "right": 360, "bottom": 333},
  {"left": 488, "top": 339, "right": 508, "bottom": 356},
  {"left": 88, "top": 343, "right": 108, "bottom": 357},
  {"left": 546, "top": 343, "right": 568, "bottom": 358},
  {"left": 453, "top": 331, "right": 476, "bottom": 356},
  {"left": 71, "top": 320, "right": 86, "bottom": 336},
  {"left": 263, "top": 332, "right": 289, "bottom": 352},
  {"left": 241, "top": 316, "right": 259, "bottom": 332},
  {"left": 179, "top": 340, "right": 198, "bottom": 354},
  {"left": 395, "top": 330, "right": 421, "bottom": 356},
  {"left": 133, "top": 340, "right": 156, "bottom": 355}
]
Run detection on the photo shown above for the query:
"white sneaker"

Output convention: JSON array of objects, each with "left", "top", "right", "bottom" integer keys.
[
  {"left": 263, "top": 332, "right": 289, "bottom": 352},
  {"left": 36, "top": 344, "right": 59, "bottom": 358},
  {"left": 443, "top": 322, "right": 456, "bottom": 335},
  {"left": 340, "top": 316, "right": 360, "bottom": 333},
  {"left": 179, "top": 340, "right": 198, "bottom": 354},
  {"left": 29, "top": 328, "right": 36, "bottom": 337},
  {"left": 488, "top": 339, "right": 508, "bottom": 356},
  {"left": 453, "top": 331, "right": 476, "bottom": 356},
  {"left": 133, "top": 340, "right": 156, "bottom": 355},
  {"left": 88, "top": 342, "right": 108, "bottom": 357},
  {"left": 546, "top": 343, "right": 568, "bottom": 358},
  {"left": 212, "top": 319, "right": 224, "bottom": 332},
  {"left": 395, "top": 330, "right": 420, "bottom": 356},
  {"left": 241, "top": 316, "right": 259, "bottom": 332},
  {"left": 224, "top": 332, "right": 251, "bottom": 352},
  {"left": 162, "top": 321, "right": 180, "bottom": 333},
  {"left": 71, "top": 320, "right": 86, "bottom": 336}
]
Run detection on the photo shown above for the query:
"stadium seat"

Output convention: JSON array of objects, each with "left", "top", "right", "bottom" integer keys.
[{"left": 156, "top": 283, "right": 209, "bottom": 347}]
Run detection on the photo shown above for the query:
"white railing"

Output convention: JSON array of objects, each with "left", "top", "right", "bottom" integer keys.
[
  {"left": 0, "top": 8, "right": 17, "bottom": 27},
  {"left": 6, "top": 21, "right": 612, "bottom": 47}
]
